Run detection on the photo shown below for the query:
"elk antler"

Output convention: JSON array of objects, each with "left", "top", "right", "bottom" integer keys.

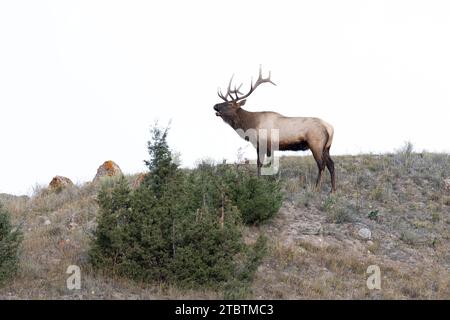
[
  {"left": 217, "top": 75, "right": 234, "bottom": 102},
  {"left": 236, "top": 65, "right": 276, "bottom": 101},
  {"left": 217, "top": 65, "right": 276, "bottom": 103}
]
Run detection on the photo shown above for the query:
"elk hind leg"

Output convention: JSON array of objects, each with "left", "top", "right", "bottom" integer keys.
[
  {"left": 323, "top": 147, "right": 336, "bottom": 193},
  {"left": 311, "top": 148, "right": 326, "bottom": 191}
]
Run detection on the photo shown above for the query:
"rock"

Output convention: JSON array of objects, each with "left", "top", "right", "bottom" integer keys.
[
  {"left": 49, "top": 176, "right": 74, "bottom": 192},
  {"left": 44, "top": 219, "right": 51, "bottom": 226},
  {"left": 132, "top": 173, "right": 147, "bottom": 189},
  {"left": 39, "top": 216, "right": 49, "bottom": 224},
  {"left": 358, "top": 227, "right": 372, "bottom": 240},
  {"left": 93, "top": 160, "right": 122, "bottom": 182},
  {"left": 444, "top": 177, "right": 450, "bottom": 191}
]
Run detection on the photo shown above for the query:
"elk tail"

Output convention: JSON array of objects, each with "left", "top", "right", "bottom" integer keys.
[{"left": 324, "top": 122, "right": 334, "bottom": 150}]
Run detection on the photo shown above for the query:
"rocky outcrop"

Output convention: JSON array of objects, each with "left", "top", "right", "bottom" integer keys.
[
  {"left": 132, "top": 173, "right": 147, "bottom": 189},
  {"left": 93, "top": 160, "right": 123, "bottom": 182},
  {"left": 49, "top": 176, "right": 74, "bottom": 192}
]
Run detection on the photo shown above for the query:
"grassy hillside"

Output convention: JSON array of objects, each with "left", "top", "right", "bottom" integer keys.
[
  {"left": 0, "top": 150, "right": 449, "bottom": 299},
  {"left": 256, "top": 150, "right": 450, "bottom": 299}
]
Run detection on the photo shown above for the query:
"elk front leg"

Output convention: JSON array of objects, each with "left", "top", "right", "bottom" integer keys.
[
  {"left": 256, "top": 147, "right": 262, "bottom": 176},
  {"left": 266, "top": 148, "right": 272, "bottom": 165}
]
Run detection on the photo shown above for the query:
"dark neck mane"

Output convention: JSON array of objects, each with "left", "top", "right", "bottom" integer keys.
[{"left": 231, "top": 108, "right": 258, "bottom": 131}]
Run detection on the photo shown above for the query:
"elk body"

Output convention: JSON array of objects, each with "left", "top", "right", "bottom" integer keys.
[{"left": 213, "top": 66, "right": 336, "bottom": 192}]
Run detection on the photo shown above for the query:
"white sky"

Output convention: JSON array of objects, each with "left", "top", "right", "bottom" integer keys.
[{"left": 1, "top": 0, "right": 449, "bottom": 195}]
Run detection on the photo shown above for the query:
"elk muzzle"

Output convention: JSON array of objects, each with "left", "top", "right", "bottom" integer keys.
[{"left": 213, "top": 105, "right": 221, "bottom": 116}]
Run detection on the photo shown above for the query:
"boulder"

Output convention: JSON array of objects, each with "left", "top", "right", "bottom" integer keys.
[
  {"left": 132, "top": 173, "right": 147, "bottom": 189},
  {"left": 49, "top": 176, "right": 74, "bottom": 192},
  {"left": 38, "top": 216, "right": 49, "bottom": 224},
  {"left": 93, "top": 160, "right": 122, "bottom": 182},
  {"left": 358, "top": 227, "right": 372, "bottom": 240}
]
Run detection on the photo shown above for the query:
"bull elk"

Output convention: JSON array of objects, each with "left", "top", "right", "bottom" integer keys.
[{"left": 213, "top": 66, "right": 336, "bottom": 192}]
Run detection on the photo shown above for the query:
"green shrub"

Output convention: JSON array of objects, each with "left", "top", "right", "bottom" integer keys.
[
  {"left": 0, "top": 204, "right": 23, "bottom": 285},
  {"left": 321, "top": 195, "right": 337, "bottom": 212},
  {"left": 89, "top": 176, "right": 246, "bottom": 286},
  {"left": 187, "top": 162, "right": 283, "bottom": 225},
  {"left": 89, "top": 125, "right": 268, "bottom": 292},
  {"left": 223, "top": 234, "right": 268, "bottom": 299},
  {"left": 142, "top": 124, "right": 178, "bottom": 197},
  {"left": 230, "top": 173, "right": 283, "bottom": 225},
  {"left": 368, "top": 209, "right": 380, "bottom": 221},
  {"left": 169, "top": 205, "right": 244, "bottom": 287}
]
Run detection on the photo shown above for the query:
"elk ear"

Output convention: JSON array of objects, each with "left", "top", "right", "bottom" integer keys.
[{"left": 238, "top": 99, "right": 247, "bottom": 107}]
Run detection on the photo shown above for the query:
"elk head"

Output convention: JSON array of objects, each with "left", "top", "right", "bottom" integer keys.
[{"left": 213, "top": 65, "right": 276, "bottom": 126}]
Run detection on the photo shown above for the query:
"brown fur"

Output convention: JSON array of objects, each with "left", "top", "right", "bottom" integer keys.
[{"left": 214, "top": 101, "right": 336, "bottom": 192}]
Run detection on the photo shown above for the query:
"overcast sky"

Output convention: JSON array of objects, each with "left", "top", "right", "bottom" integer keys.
[{"left": 1, "top": 0, "right": 449, "bottom": 195}]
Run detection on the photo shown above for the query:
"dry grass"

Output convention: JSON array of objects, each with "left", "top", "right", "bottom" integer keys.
[
  {"left": 251, "top": 151, "right": 450, "bottom": 299},
  {"left": 252, "top": 237, "right": 450, "bottom": 299}
]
